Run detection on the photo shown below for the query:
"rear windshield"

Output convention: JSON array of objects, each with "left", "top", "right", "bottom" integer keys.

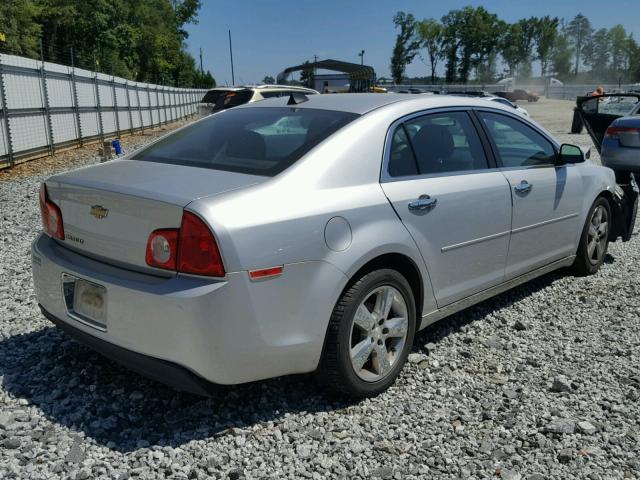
[{"left": 132, "top": 107, "right": 359, "bottom": 176}]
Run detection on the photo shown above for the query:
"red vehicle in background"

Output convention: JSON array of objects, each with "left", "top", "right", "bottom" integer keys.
[{"left": 494, "top": 89, "right": 540, "bottom": 102}]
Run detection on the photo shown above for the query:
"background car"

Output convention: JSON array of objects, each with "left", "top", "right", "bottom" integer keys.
[
  {"left": 448, "top": 92, "right": 529, "bottom": 116},
  {"left": 577, "top": 93, "right": 640, "bottom": 180},
  {"left": 495, "top": 89, "right": 540, "bottom": 102},
  {"left": 198, "top": 85, "right": 318, "bottom": 115},
  {"left": 32, "top": 94, "right": 637, "bottom": 399}
]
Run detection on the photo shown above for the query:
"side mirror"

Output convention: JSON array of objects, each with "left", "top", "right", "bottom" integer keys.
[{"left": 557, "top": 143, "right": 586, "bottom": 165}]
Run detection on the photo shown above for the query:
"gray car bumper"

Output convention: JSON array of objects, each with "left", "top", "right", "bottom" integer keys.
[{"left": 40, "top": 305, "right": 217, "bottom": 396}]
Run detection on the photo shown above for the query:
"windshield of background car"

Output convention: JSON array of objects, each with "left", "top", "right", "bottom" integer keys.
[
  {"left": 200, "top": 89, "right": 254, "bottom": 110},
  {"left": 582, "top": 95, "right": 640, "bottom": 116},
  {"left": 132, "top": 107, "right": 359, "bottom": 176}
]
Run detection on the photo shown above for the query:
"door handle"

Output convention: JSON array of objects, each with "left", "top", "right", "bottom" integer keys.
[
  {"left": 514, "top": 180, "right": 532, "bottom": 194},
  {"left": 408, "top": 195, "right": 438, "bottom": 211}
]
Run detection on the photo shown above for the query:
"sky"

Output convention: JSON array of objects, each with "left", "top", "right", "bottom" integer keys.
[{"left": 184, "top": 0, "right": 640, "bottom": 85}]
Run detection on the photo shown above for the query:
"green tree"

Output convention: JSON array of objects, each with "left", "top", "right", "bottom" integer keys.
[
  {"left": 0, "top": 0, "right": 41, "bottom": 58},
  {"left": 417, "top": 18, "right": 444, "bottom": 83},
  {"left": 390, "top": 12, "right": 420, "bottom": 84},
  {"left": 501, "top": 23, "right": 524, "bottom": 77},
  {"left": 630, "top": 40, "right": 640, "bottom": 81},
  {"left": 551, "top": 24, "right": 573, "bottom": 79},
  {"left": 584, "top": 28, "right": 611, "bottom": 78},
  {"left": 608, "top": 25, "right": 630, "bottom": 72},
  {"left": 534, "top": 16, "right": 559, "bottom": 78},
  {"left": 441, "top": 6, "right": 504, "bottom": 83},
  {"left": 566, "top": 13, "right": 593, "bottom": 76},
  {"left": 262, "top": 75, "right": 275, "bottom": 84},
  {"left": 7, "top": 0, "right": 207, "bottom": 87},
  {"left": 299, "top": 60, "right": 314, "bottom": 88}
]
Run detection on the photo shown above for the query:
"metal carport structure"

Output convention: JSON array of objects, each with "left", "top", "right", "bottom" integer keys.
[{"left": 276, "top": 59, "right": 376, "bottom": 93}]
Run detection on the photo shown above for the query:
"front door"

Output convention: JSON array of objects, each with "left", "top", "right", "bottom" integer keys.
[
  {"left": 381, "top": 110, "right": 512, "bottom": 307},
  {"left": 477, "top": 111, "right": 584, "bottom": 279}
]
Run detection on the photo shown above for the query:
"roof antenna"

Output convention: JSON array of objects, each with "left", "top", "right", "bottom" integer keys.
[{"left": 287, "top": 92, "right": 308, "bottom": 105}]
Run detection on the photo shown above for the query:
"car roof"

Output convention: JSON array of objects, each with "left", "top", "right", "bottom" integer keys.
[{"left": 240, "top": 93, "right": 517, "bottom": 115}]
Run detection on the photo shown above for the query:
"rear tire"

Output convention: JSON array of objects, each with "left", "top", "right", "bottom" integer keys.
[
  {"left": 571, "top": 197, "right": 611, "bottom": 276},
  {"left": 317, "top": 269, "right": 416, "bottom": 398}
]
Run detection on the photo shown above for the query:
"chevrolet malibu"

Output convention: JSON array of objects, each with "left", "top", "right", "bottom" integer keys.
[{"left": 32, "top": 94, "right": 638, "bottom": 398}]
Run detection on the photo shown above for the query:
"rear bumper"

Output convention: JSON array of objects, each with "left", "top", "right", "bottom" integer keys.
[
  {"left": 41, "top": 305, "right": 216, "bottom": 396},
  {"left": 610, "top": 175, "right": 639, "bottom": 242},
  {"left": 601, "top": 144, "right": 640, "bottom": 173},
  {"left": 31, "top": 233, "right": 347, "bottom": 386}
]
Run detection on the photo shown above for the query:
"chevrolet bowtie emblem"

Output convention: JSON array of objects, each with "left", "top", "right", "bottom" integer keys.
[{"left": 90, "top": 205, "right": 109, "bottom": 219}]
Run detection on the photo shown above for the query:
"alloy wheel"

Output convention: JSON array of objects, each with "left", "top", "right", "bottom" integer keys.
[
  {"left": 349, "top": 285, "right": 409, "bottom": 382},
  {"left": 587, "top": 205, "right": 608, "bottom": 265}
]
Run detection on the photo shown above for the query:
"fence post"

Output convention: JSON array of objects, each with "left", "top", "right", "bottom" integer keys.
[
  {"left": 124, "top": 81, "right": 133, "bottom": 135},
  {"left": 70, "top": 67, "right": 83, "bottom": 146},
  {"left": 155, "top": 87, "right": 161, "bottom": 126},
  {"left": 163, "top": 88, "right": 168, "bottom": 125},
  {"left": 40, "top": 60, "right": 55, "bottom": 156},
  {"left": 112, "top": 76, "right": 120, "bottom": 137},
  {"left": 0, "top": 56, "right": 14, "bottom": 167},
  {"left": 146, "top": 85, "right": 153, "bottom": 127},
  {"left": 94, "top": 73, "right": 105, "bottom": 145},
  {"left": 135, "top": 85, "right": 144, "bottom": 133}
]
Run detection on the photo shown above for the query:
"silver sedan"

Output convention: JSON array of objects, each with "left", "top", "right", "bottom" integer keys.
[{"left": 32, "top": 94, "right": 638, "bottom": 397}]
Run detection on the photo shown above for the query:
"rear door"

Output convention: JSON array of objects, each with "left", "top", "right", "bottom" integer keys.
[
  {"left": 476, "top": 110, "right": 584, "bottom": 279},
  {"left": 577, "top": 93, "right": 640, "bottom": 152},
  {"left": 381, "top": 110, "right": 512, "bottom": 307}
]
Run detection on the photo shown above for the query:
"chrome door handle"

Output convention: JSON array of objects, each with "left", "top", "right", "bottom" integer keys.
[
  {"left": 408, "top": 195, "right": 437, "bottom": 211},
  {"left": 514, "top": 180, "right": 532, "bottom": 194}
]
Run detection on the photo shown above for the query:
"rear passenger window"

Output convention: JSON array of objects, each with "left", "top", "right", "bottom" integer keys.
[
  {"left": 388, "top": 112, "right": 488, "bottom": 177},
  {"left": 479, "top": 112, "right": 556, "bottom": 168}
]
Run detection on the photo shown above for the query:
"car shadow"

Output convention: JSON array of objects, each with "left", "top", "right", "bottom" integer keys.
[
  {"left": 413, "top": 268, "right": 565, "bottom": 350},
  {"left": 0, "top": 327, "right": 351, "bottom": 453},
  {"left": 0, "top": 266, "right": 581, "bottom": 453}
]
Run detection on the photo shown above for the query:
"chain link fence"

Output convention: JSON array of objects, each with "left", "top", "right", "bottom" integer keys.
[{"left": 0, "top": 53, "right": 207, "bottom": 170}]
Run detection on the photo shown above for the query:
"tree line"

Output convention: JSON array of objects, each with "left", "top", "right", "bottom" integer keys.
[
  {"left": 390, "top": 7, "right": 640, "bottom": 84},
  {"left": 0, "top": 0, "right": 216, "bottom": 88}
]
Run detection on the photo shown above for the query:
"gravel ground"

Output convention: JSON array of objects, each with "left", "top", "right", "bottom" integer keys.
[{"left": 1, "top": 101, "right": 639, "bottom": 480}]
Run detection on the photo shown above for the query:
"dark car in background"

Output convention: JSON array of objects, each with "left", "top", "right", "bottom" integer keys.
[{"left": 198, "top": 85, "right": 318, "bottom": 115}]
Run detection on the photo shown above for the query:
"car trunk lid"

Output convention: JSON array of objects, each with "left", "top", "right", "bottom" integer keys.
[
  {"left": 576, "top": 93, "right": 640, "bottom": 152},
  {"left": 45, "top": 159, "right": 264, "bottom": 273}
]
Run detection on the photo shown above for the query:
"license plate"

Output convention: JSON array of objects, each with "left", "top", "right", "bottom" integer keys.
[{"left": 73, "top": 279, "right": 107, "bottom": 329}]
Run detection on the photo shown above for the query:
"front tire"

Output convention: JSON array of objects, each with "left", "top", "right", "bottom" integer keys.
[
  {"left": 317, "top": 269, "right": 416, "bottom": 398},
  {"left": 572, "top": 197, "right": 611, "bottom": 276}
]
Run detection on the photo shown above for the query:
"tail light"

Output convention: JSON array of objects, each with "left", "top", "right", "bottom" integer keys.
[
  {"left": 145, "top": 211, "right": 225, "bottom": 277},
  {"left": 39, "top": 184, "right": 65, "bottom": 240},
  {"left": 605, "top": 126, "right": 640, "bottom": 140}
]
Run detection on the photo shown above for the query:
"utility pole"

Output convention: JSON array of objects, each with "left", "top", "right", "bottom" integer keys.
[
  {"left": 358, "top": 50, "right": 365, "bottom": 65},
  {"left": 199, "top": 47, "right": 204, "bottom": 75},
  {"left": 228, "top": 30, "right": 235, "bottom": 86}
]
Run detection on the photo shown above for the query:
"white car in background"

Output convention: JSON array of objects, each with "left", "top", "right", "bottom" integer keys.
[{"left": 487, "top": 96, "right": 529, "bottom": 116}]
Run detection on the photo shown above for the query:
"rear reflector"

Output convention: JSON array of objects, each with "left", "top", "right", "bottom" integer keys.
[
  {"left": 39, "top": 184, "right": 65, "bottom": 240},
  {"left": 249, "top": 266, "right": 284, "bottom": 281},
  {"left": 146, "top": 229, "right": 178, "bottom": 270}
]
